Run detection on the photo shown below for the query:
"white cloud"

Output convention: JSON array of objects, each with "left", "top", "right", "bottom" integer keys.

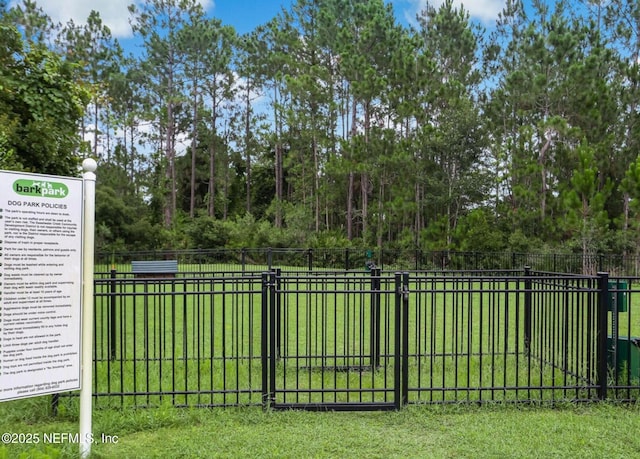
[
  {"left": 16, "top": 0, "right": 214, "bottom": 38},
  {"left": 402, "top": 0, "right": 506, "bottom": 26}
]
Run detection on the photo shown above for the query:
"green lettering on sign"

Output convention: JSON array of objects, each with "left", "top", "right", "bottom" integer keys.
[{"left": 13, "top": 179, "right": 69, "bottom": 198}]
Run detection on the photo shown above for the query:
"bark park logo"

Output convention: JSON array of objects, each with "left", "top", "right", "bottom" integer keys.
[{"left": 13, "top": 179, "right": 69, "bottom": 198}]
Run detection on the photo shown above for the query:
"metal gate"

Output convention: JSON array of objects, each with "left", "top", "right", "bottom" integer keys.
[{"left": 262, "top": 269, "right": 409, "bottom": 411}]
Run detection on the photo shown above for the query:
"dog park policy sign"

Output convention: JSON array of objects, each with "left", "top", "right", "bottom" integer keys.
[{"left": 0, "top": 170, "right": 83, "bottom": 401}]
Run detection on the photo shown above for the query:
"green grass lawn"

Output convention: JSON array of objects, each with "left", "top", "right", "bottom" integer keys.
[{"left": 1, "top": 396, "right": 640, "bottom": 458}]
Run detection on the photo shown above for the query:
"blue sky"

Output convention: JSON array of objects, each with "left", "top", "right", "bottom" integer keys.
[{"left": 29, "top": 0, "right": 507, "bottom": 40}]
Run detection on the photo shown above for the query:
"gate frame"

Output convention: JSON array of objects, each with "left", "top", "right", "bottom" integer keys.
[{"left": 261, "top": 270, "right": 410, "bottom": 411}]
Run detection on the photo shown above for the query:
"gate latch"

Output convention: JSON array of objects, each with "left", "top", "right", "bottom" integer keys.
[{"left": 398, "top": 284, "right": 410, "bottom": 301}]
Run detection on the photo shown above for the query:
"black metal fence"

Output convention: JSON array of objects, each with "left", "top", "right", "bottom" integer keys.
[
  {"left": 95, "top": 248, "right": 640, "bottom": 276},
  {"left": 92, "top": 272, "right": 264, "bottom": 408},
  {"left": 68, "top": 266, "right": 640, "bottom": 411}
]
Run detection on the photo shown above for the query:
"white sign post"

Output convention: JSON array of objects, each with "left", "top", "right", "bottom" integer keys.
[
  {"left": 79, "top": 159, "right": 96, "bottom": 458},
  {"left": 0, "top": 160, "right": 96, "bottom": 457}
]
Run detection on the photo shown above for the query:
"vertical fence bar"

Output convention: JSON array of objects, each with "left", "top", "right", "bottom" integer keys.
[
  {"left": 370, "top": 268, "right": 381, "bottom": 368},
  {"left": 610, "top": 279, "right": 619, "bottom": 386},
  {"left": 50, "top": 394, "right": 59, "bottom": 416},
  {"left": 261, "top": 272, "right": 269, "bottom": 410},
  {"left": 394, "top": 272, "right": 402, "bottom": 410},
  {"left": 269, "top": 271, "right": 277, "bottom": 406},
  {"left": 110, "top": 269, "right": 117, "bottom": 361},
  {"left": 308, "top": 248, "right": 313, "bottom": 272},
  {"left": 524, "top": 266, "right": 532, "bottom": 353},
  {"left": 597, "top": 272, "right": 609, "bottom": 400},
  {"left": 401, "top": 272, "right": 409, "bottom": 407},
  {"left": 275, "top": 268, "right": 282, "bottom": 360}
]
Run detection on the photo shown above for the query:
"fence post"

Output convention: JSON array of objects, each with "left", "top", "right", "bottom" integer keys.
[
  {"left": 110, "top": 268, "right": 117, "bottom": 361},
  {"left": 524, "top": 266, "right": 532, "bottom": 354},
  {"left": 261, "top": 272, "right": 269, "bottom": 410},
  {"left": 597, "top": 272, "right": 609, "bottom": 401},
  {"left": 267, "top": 247, "right": 273, "bottom": 271},
  {"left": 275, "top": 268, "right": 282, "bottom": 360},
  {"left": 308, "top": 248, "right": 313, "bottom": 272},
  {"left": 394, "top": 272, "right": 402, "bottom": 409},
  {"left": 50, "top": 394, "right": 59, "bottom": 416},
  {"left": 401, "top": 272, "right": 409, "bottom": 407},
  {"left": 394, "top": 271, "right": 410, "bottom": 409},
  {"left": 370, "top": 268, "right": 381, "bottom": 369},
  {"left": 345, "top": 248, "right": 350, "bottom": 271},
  {"left": 269, "top": 270, "right": 277, "bottom": 406}
]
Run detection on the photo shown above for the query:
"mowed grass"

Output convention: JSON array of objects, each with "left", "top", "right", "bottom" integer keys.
[{"left": 1, "top": 396, "right": 640, "bottom": 458}]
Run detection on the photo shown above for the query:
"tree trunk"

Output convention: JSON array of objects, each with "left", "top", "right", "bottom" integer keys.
[
  {"left": 346, "top": 94, "right": 358, "bottom": 240},
  {"left": 93, "top": 102, "right": 100, "bottom": 159},
  {"left": 313, "top": 134, "right": 320, "bottom": 232},
  {"left": 165, "top": 66, "right": 176, "bottom": 229},
  {"left": 245, "top": 84, "right": 252, "bottom": 214},
  {"left": 538, "top": 132, "right": 553, "bottom": 221},
  {"left": 361, "top": 173, "right": 369, "bottom": 239},
  {"left": 223, "top": 146, "right": 229, "bottom": 220},
  {"left": 347, "top": 171, "right": 354, "bottom": 240},
  {"left": 208, "top": 91, "right": 218, "bottom": 218},
  {"left": 189, "top": 91, "right": 198, "bottom": 218},
  {"left": 274, "top": 86, "right": 283, "bottom": 228}
]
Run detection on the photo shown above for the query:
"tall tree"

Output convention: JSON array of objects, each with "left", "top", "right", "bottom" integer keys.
[
  {"left": 416, "top": 0, "right": 488, "bottom": 248},
  {"left": 235, "top": 31, "right": 269, "bottom": 216},
  {"left": 57, "top": 11, "right": 123, "bottom": 161},
  {"left": 7, "top": 0, "right": 57, "bottom": 45},
  {"left": 328, "top": 0, "right": 402, "bottom": 241},
  {"left": 129, "top": 0, "right": 203, "bottom": 228},
  {"left": 485, "top": 0, "right": 618, "bottom": 244},
  {"left": 200, "top": 20, "right": 236, "bottom": 218},
  {"left": 176, "top": 9, "right": 209, "bottom": 217},
  {"left": 562, "top": 141, "right": 612, "bottom": 273},
  {"left": 275, "top": 1, "right": 337, "bottom": 232},
  {"left": 107, "top": 60, "right": 149, "bottom": 194}
]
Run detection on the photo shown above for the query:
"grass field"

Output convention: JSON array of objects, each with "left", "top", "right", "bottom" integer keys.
[{"left": 1, "top": 396, "right": 640, "bottom": 458}]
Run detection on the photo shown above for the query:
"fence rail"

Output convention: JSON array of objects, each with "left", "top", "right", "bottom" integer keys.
[{"left": 52, "top": 266, "right": 640, "bottom": 412}]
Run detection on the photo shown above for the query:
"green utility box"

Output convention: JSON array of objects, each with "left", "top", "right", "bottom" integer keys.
[
  {"left": 607, "top": 335, "right": 640, "bottom": 378},
  {"left": 608, "top": 280, "right": 628, "bottom": 312}
]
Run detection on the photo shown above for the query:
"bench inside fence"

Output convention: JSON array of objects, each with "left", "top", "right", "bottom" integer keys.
[{"left": 131, "top": 260, "right": 178, "bottom": 278}]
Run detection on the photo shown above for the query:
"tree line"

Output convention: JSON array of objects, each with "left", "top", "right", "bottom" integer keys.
[{"left": 2, "top": 0, "right": 640, "bottom": 260}]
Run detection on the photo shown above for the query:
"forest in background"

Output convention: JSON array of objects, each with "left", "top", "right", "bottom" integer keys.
[{"left": 2, "top": 0, "right": 640, "bottom": 259}]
